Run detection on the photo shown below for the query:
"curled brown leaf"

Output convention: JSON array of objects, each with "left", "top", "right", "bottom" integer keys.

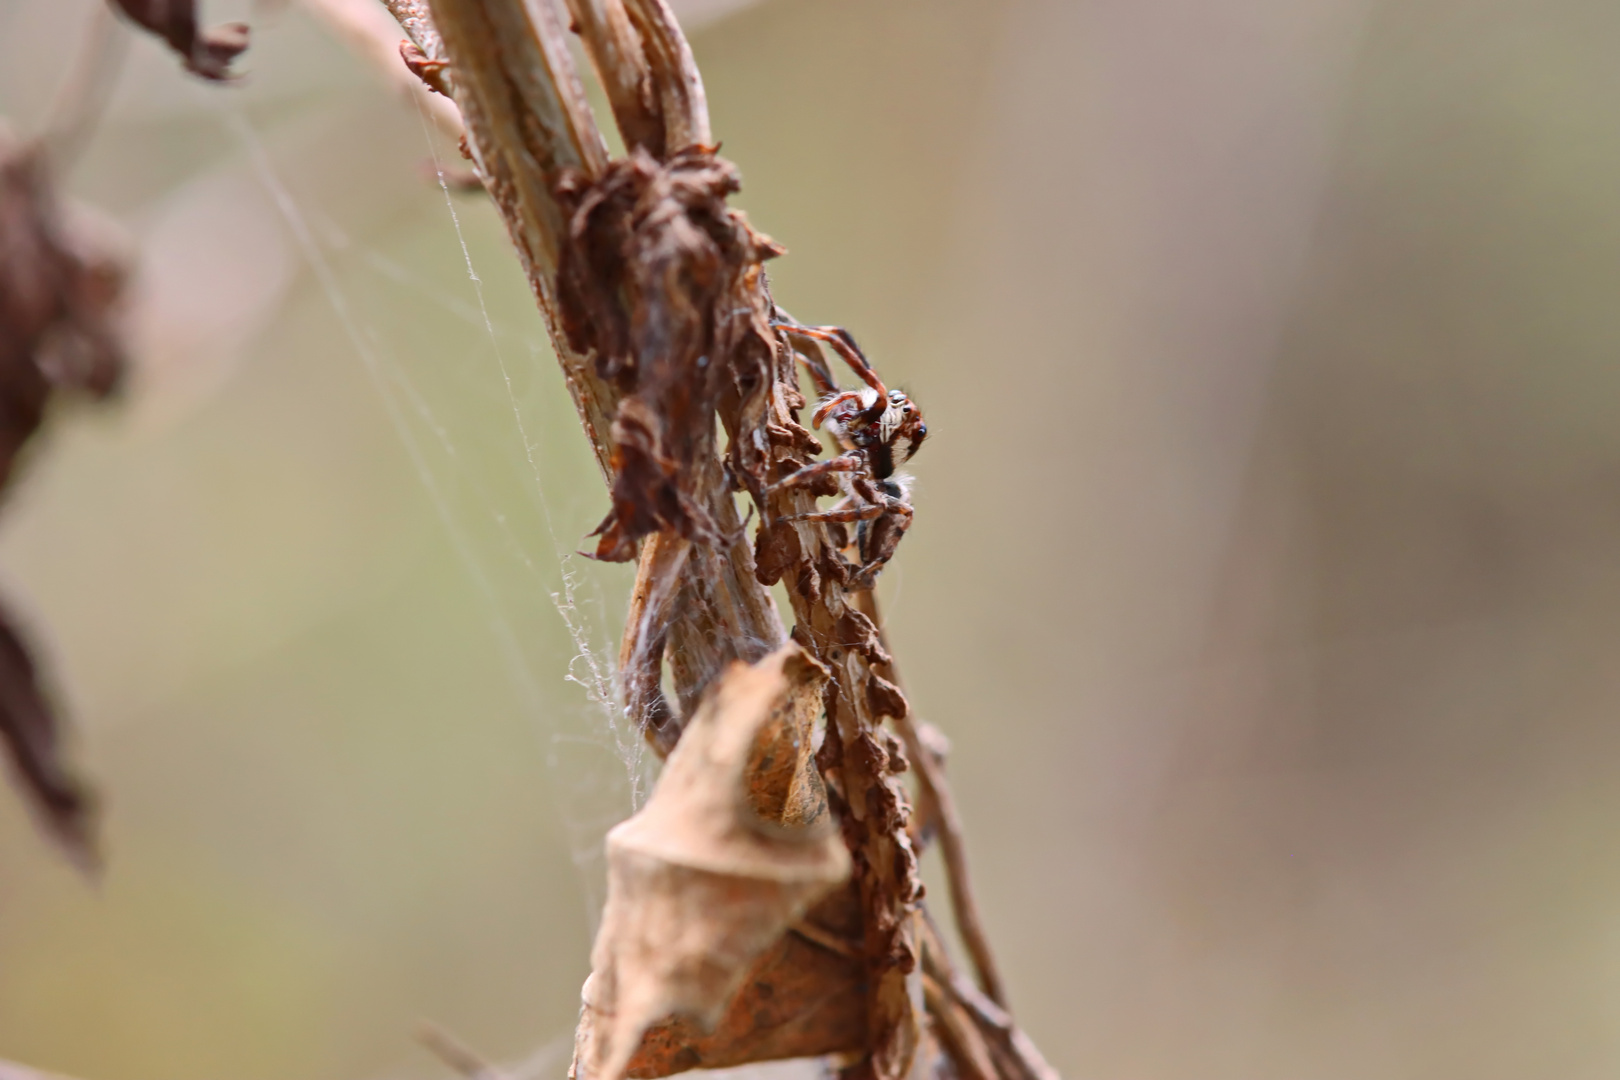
[
  {"left": 0, "top": 603, "right": 96, "bottom": 870},
  {"left": 573, "top": 642, "right": 850, "bottom": 1080},
  {"left": 557, "top": 145, "right": 782, "bottom": 562},
  {"left": 107, "top": 0, "right": 249, "bottom": 81},
  {"left": 0, "top": 135, "right": 127, "bottom": 868}
]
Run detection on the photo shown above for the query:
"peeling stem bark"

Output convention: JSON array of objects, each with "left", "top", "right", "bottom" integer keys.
[
  {"left": 565, "top": 0, "right": 664, "bottom": 156},
  {"left": 423, "top": 0, "right": 619, "bottom": 484},
  {"left": 620, "top": 0, "right": 711, "bottom": 150}
]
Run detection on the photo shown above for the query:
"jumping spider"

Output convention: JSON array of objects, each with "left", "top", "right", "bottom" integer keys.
[{"left": 767, "top": 312, "right": 928, "bottom": 588}]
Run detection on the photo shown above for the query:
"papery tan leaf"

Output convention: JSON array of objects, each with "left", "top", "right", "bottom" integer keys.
[
  {"left": 621, "top": 882, "right": 868, "bottom": 1077},
  {"left": 573, "top": 642, "right": 851, "bottom": 1080}
]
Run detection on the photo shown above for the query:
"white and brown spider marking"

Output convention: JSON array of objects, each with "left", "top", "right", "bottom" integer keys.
[{"left": 767, "top": 312, "right": 927, "bottom": 588}]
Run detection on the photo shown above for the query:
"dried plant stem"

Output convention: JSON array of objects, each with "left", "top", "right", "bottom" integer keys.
[
  {"left": 379, "top": 0, "right": 443, "bottom": 60},
  {"left": 748, "top": 356, "right": 923, "bottom": 1076},
  {"left": 922, "top": 973, "right": 999, "bottom": 1080},
  {"left": 382, "top": 2, "right": 1050, "bottom": 1076},
  {"left": 564, "top": 0, "right": 663, "bottom": 156},
  {"left": 420, "top": 0, "right": 779, "bottom": 716},
  {"left": 415, "top": 1021, "right": 509, "bottom": 1080},
  {"left": 619, "top": 0, "right": 711, "bottom": 150},
  {"left": 421, "top": 0, "right": 614, "bottom": 484},
  {"left": 852, "top": 589, "right": 1006, "bottom": 1007}
]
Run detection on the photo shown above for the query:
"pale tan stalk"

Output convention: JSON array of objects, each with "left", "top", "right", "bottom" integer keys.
[{"left": 565, "top": 0, "right": 664, "bottom": 155}]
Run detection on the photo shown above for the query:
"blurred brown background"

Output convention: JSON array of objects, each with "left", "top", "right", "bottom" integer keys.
[{"left": 5, "top": 0, "right": 1620, "bottom": 1077}]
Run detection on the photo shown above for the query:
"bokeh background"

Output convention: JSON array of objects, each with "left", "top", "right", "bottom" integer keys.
[{"left": 5, "top": 0, "right": 1620, "bottom": 1077}]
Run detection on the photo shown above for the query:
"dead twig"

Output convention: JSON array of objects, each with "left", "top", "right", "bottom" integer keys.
[
  {"left": 565, "top": 0, "right": 663, "bottom": 157},
  {"left": 852, "top": 589, "right": 1006, "bottom": 1006},
  {"left": 619, "top": 0, "right": 711, "bottom": 151},
  {"left": 416, "top": 1020, "right": 509, "bottom": 1080}
]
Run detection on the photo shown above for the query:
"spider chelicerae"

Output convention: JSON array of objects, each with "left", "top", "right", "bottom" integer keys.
[{"left": 767, "top": 312, "right": 928, "bottom": 588}]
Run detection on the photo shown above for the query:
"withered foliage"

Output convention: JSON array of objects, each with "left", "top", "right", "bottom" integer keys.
[
  {"left": 554, "top": 147, "right": 1046, "bottom": 1077},
  {"left": 108, "top": 0, "right": 249, "bottom": 81},
  {"left": 382, "top": 2, "right": 1055, "bottom": 1077},
  {"left": 556, "top": 146, "right": 782, "bottom": 562},
  {"left": 0, "top": 600, "right": 95, "bottom": 866},
  {"left": 574, "top": 644, "right": 856, "bottom": 1079},
  {"left": 0, "top": 136, "right": 129, "bottom": 867}
]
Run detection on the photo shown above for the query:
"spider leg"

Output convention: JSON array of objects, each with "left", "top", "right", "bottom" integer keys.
[
  {"left": 766, "top": 451, "right": 863, "bottom": 494},
  {"left": 798, "top": 351, "right": 840, "bottom": 397},
  {"left": 790, "top": 342, "right": 840, "bottom": 397},
  {"left": 812, "top": 390, "right": 867, "bottom": 429},
  {"left": 771, "top": 311, "right": 841, "bottom": 396},
  {"left": 778, "top": 324, "right": 888, "bottom": 400},
  {"left": 851, "top": 499, "right": 914, "bottom": 588},
  {"left": 788, "top": 500, "right": 887, "bottom": 525}
]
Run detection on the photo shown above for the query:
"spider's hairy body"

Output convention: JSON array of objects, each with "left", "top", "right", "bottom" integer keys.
[
  {"left": 767, "top": 314, "right": 927, "bottom": 587},
  {"left": 820, "top": 386, "right": 927, "bottom": 480}
]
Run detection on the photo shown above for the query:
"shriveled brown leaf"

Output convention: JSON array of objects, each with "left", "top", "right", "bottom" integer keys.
[
  {"left": 0, "top": 134, "right": 127, "bottom": 868},
  {"left": 623, "top": 899, "right": 867, "bottom": 1076},
  {"left": 572, "top": 642, "right": 850, "bottom": 1080},
  {"left": 107, "top": 0, "right": 249, "bottom": 81},
  {"left": 0, "top": 602, "right": 97, "bottom": 869},
  {"left": 557, "top": 145, "right": 782, "bottom": 562},
  {"left": 0, "top": 141, "right": 126, "bottom": 476}
]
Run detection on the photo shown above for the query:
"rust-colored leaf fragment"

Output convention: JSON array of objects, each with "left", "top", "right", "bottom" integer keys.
[
  {"left": 400, "top": 40, "right": 452, "bottom": 97},
  {"left": 107, "top": 0, "right": 249, "bottom": 81},
  {"left": 572, "top": 642, "right": 850, "bottom": 1080}
]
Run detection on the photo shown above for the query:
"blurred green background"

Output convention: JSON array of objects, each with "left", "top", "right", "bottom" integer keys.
[{"left": 6, "top": 0, "right": 1620, "bottom": 1077}]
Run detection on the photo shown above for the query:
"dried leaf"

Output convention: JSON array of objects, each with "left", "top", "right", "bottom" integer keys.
[
  {"left": 0, "top": 135, "right": 125, "bottom": 868},
  {"left": 623, "top": 898, "right": 867, "bottom": 1076},
  {"left": 573, "top": 642, "right": 850, "bottom": 1080},
  {"left": 557, "top": 146, "right": 782, "bottom": 562},
  {"left": 107, "top": 0, "right": 249, "bottom": 81},
  {"left": 0, "top": 138, "right": 127, "bottom": 427},
  {"left": 0, "top": 601, "right": 96, "bottom": 869}
]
